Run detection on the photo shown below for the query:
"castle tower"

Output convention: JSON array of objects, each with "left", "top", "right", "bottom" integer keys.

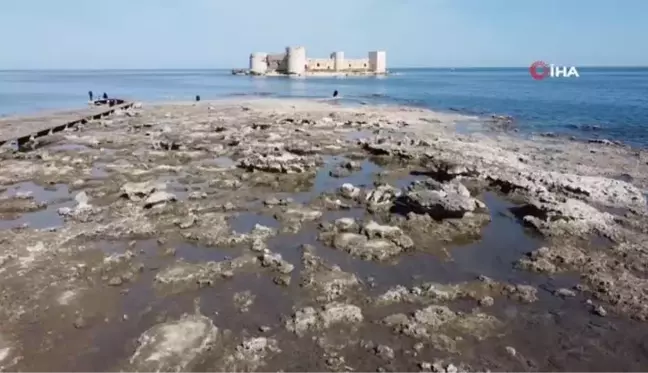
[
  {"left": 249, "top": 52, "right": 268, "bottom": 75},
  {"left": 368, "top": 51, "right": 387, "bottom": 73},
  {"left": 286, "top": 46, "right": 306, "bottom": 75},
  {"left": 331, "top": 51, "right": 345, "bottom": 71}
]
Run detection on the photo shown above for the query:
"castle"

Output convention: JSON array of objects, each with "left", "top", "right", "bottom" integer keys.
[{"left": 247, "top": 46, "right": 387, "bottom": 76}]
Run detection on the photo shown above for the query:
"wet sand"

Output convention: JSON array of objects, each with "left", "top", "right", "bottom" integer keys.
[{"left": 0, "top": 98, "right": 648, "bottom": 372}]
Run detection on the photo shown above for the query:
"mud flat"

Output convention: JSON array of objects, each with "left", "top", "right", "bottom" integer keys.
[{"left": 1, "top": 98, "right": 648, "bottom": 371}]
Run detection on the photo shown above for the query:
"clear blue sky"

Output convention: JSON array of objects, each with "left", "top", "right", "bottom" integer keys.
[{"left": 0, "top": 0, "right": 646, "bottom": 69}]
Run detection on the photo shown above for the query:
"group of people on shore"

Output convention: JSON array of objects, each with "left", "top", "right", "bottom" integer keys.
[
  {"left": 88, "top": 91, "right": 108, "bottom": 102},
  {"left": 88, "top": 91, "right": 123, "bottom": 107}
]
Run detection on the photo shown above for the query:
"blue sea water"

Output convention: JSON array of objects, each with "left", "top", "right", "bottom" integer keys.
[{"left": 1, "top": 68, "right": 647, "bottom": 147}]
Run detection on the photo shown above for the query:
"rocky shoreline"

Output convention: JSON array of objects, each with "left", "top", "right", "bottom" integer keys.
[{"left": 0, "top": 98, "right": 647, "bottom": 371}]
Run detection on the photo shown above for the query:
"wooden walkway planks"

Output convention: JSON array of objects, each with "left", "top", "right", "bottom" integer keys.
[{"left": 0, "top": 101, "right": 133, "bottom": 146}]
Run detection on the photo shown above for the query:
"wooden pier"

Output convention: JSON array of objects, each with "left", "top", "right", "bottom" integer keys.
[{"left": 0, "top": 101, "right": 133, "bottom": 148}]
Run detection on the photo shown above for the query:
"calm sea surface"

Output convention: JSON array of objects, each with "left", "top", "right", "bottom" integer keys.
[{"left": 1, "top": 68, "right": 647, "bottom": 146}]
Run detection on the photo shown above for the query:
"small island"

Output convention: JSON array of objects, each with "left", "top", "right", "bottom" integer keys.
[{"left": 232, "top": 46, "right": 387, "bottom": 77}]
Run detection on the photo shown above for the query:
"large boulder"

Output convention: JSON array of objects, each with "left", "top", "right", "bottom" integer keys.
[
  {"left": 395, "top": 179, "right": 485, "bottom": 219},
  {"left": 365, "top": 184, "right": 401, "bottom": 206},
  {"left": 120, "top": 181, "right": 167, "bottom": 201}
]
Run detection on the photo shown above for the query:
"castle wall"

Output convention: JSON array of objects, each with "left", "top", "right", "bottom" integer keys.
[
  {"left": 307, "top": 56, "right": 369, "bottom": 71},
  {"left": 306, "top": 58, "right": 334, "bottom": 71},
  {"left": 343, "top": 58, "right": 370, "bottom": 70},
  {"left": 266, "top": 53, "right": 287, "bottom": 72}
]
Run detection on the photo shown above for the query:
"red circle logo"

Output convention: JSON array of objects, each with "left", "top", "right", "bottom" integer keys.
[{"left": 529, "top": 61, "right": 550, "bottom": 80}]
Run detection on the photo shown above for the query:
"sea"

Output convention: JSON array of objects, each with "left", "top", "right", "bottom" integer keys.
[{"left": 1, "top": 68, "right": 647, "bottom": 147}]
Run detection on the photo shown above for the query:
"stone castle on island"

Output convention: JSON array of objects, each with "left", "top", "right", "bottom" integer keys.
[{"left": 236, "top": 46, "right": 386, "bottom": 76}]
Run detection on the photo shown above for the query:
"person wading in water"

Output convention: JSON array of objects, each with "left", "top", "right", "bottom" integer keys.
[
  {"left": 88, "top": 91, "right": 93, "bottom": 102},
  {"left": 333, "top": 90, "right": 339, "bottom": 98}
]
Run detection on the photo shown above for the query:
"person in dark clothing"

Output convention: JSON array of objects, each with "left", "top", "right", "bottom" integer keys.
[
  {"left": 88, "top": 91, "right": 93, "bottom": 101},
  {"left": 102, "top": 92, "right": 108, "bottom": 100},
  {"left": 195, "top": 95, "right": 201, "bottom": 102},
  {"left": 333, "top": 90, "right": 339, "bottom": 98}
]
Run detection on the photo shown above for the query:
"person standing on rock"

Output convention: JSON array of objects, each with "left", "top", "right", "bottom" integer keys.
[{"left": 103, "top": 92, "right": 108, "bottom": 100}]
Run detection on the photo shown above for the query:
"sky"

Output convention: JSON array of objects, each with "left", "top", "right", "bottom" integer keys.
[{"left": 0, "top": 0, "right": 646, "bottom": 69}]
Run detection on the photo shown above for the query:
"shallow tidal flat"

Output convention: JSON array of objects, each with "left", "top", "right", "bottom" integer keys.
[{"left": 1, "top": 98, "right": 648, "bottom": 371}]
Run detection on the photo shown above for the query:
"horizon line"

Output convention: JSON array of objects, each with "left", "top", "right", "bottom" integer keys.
[{"left": 1, "top": 65, "right": 648, "bottom": 71}]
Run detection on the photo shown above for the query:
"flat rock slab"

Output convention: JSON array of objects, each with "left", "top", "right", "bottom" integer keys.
[{"left": 0, "top": 103, "right": 132, "bottom": 145}]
